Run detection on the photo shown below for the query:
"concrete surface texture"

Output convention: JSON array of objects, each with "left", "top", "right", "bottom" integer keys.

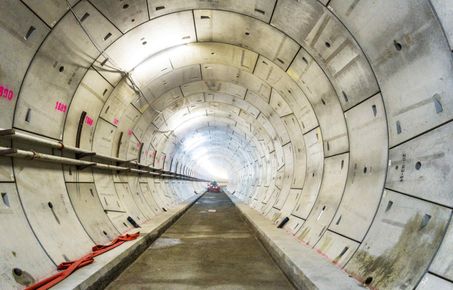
[
  {"left": 0, "top": 0, "right": 452, "bottom": 289},
  {"left": 106, "top": 191, "right": 294, "bottom": 290}
]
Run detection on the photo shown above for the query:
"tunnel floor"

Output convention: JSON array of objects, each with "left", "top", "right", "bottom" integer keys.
[{"left": 106, "top": 191, "right": 294, "bottom": 290}]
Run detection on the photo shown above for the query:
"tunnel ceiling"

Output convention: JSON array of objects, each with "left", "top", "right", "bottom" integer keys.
[{"left": 1, "top": 0, "right": 453, "bottom": 289}]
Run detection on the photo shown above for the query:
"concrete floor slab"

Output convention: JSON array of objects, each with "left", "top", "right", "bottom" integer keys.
[{"left": 106, "top": 191, "right": 294, "bottom": 290}]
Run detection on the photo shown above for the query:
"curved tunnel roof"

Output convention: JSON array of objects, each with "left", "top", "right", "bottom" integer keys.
[{"left": 1, "top": 0, "right": 453, "bottom": 289}]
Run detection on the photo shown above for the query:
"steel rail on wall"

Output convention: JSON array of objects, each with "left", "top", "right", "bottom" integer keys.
[{"left": 0, "top": 128, "right": 206, "bottom": 182}]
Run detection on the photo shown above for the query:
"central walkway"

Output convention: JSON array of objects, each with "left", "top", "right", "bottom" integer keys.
[{"left": 106, "top": 191, "right": 294, "bottom": 289}]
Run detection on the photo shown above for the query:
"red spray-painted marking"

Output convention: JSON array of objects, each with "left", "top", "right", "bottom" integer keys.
[
  {"left": 55, "top": 101, "right": 67, "bottom": 113},
  {"left": 85, "top": 116, "right": 94, "bottom": 127},
  {"left": 113, "top": 118, "right": 119, "bottom": 125},
  {"left": 128, "top": 129, "right": 133, "bottom": 136},
  {"left": 0, "top": 85, "right": 14, "bottom": 101},
  {"left": 136, "top": 142, "right": 141, "bottom": 149}
]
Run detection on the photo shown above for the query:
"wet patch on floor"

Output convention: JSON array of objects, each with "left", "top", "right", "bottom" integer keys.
[{"left": 149, "top": 238, "right": 183, "bottom": 250}]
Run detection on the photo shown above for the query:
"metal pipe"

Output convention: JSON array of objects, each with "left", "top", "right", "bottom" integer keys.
[
  {"left": 0, "top": 146, "right": 206, "bottom": 181},
  {"left": 95, "top": 163, "right": 130, "bottom": 171},
  {"left": 0, "top": 129, "right": 94, "bottom": 155},
  {"left": 0, "top": 129, "right": 207, "bottom": 182},
  {"left": 0, "top": 146, "right": 96, "bottom": 167}
]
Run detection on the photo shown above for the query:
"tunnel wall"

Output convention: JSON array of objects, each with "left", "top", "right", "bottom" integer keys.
[{"left": 0, "top": 1, "right": 453, "bottom": 289}]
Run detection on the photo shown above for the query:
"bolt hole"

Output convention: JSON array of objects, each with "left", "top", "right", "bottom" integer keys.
[
  {"left": 396, "top": 121, "right": 402, "bottom": 134},
  {"left": 325, "top": 42, "right": 331, "bottom": 48},
  {"left": 420, "top": 214, "right": 431, "bottom": 229},
  {"left": 59, "top": 66, "right": 64, "bottom": 72},
  {"left": 25, "top": 26, "right": 36, "bottom": 40},
  {"left": 122, "top": 4, "right": 129, "bottom": 9},
  {"left": 385, "top": 200, "right": 393, "bottom": 212},
  {"left": 394, "top": 40, "right": 402, "bottom": 51},
  {"left": 80, "top": 12, "right": 90, "bottom": 22},
  {"left": 339, "top": 246, "right": 349, "bottom": 258},
  {"left": 364, "top": 277, "right": 373, "bottom": 285},
  {"left": 340, "top": 91, "right": 348, "bottom": 103},
  {"left": 1, "top": 192, "right": 10, "bottom": 207},
  {"left": 245, "top": 32, "right": 250, "bottom": 36},
  {"left": 415, "top": 161, "right": 422, "bottom": 170},
  {"left": 25, "top": 108, "right": 32, "bottom": 122},
  {"left": 102, "top": 230, "right": 108, "bottom": 235},
  {"left": 142, "top": 41, "right": 147, "bottom": 45},
  {"left": 433, "top": 94, "right": 443, "bottom": 113},
  {"left": 48, "top": 201, "right": 53, "bottom": 209},
  {"left": 13, "top": 268, "right": 23, "bottom": 276},
  {"left": 363, "top": 166, "right": 367, "bottom": 174},
  {"left": 131, "top": 18, "right": 135, "bottom": 22},
  {"left": 372, "top": 104, "right": 377, "bottom": 116},
  {"left": 104, "top": 32, "right": 112, "bottom": 41}
]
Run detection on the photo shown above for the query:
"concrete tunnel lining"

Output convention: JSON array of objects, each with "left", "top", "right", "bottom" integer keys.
[{"left": 0, "top": 0, "right": 453, "bottom": 289}]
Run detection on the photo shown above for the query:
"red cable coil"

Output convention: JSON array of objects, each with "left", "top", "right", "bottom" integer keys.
[{"left": 25, "top": 232, "right": 140, "bottom": 290}]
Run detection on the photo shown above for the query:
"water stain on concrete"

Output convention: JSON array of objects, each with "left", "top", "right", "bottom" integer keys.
[{"left": 347, "top": 212, "right": 448, "bottom": 289}]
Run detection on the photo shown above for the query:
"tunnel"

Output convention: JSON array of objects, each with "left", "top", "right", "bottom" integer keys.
[{"left": 1, "top": 0, "right": 453, "bottom": 289}]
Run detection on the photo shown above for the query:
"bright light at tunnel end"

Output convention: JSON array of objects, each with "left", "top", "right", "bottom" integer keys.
[
  {"left": 181, "top": 134, "right": 231, "bottom": 182},
  {"left": 195, "top": 156, "right": 230, "bottom": 181}
]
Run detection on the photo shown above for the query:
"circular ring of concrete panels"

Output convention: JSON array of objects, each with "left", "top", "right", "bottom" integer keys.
[{"left": 1, "top": 1, "right": 453, "bottom": 289}]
